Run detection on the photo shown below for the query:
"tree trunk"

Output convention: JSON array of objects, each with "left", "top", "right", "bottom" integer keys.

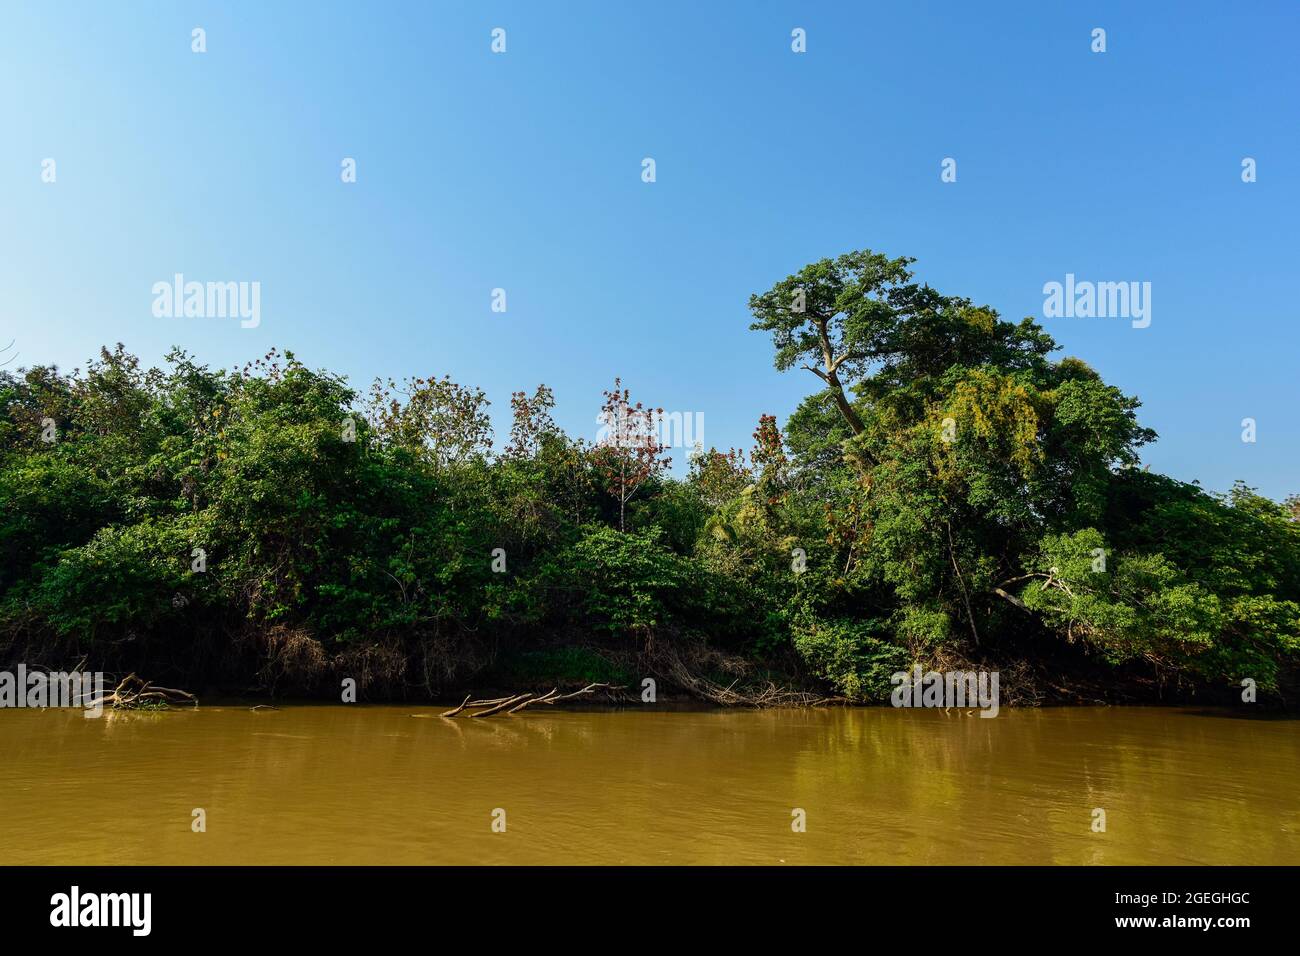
[
  {"left": 827, "top": 371, "right": 866, "bottom": 435},
  {"left": 815, "top": 317, "right": 866, "bottom": 435}
]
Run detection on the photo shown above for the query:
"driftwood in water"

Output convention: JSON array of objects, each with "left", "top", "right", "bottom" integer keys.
[
  {"left": 86, "top": 673, "right": 199, "bottom": 710},
  {"left": 469, "top": 693, "right": 532, "bottom": 718},
  {"left": 440, "top": 682, "right": 621, "bottom": 718}
]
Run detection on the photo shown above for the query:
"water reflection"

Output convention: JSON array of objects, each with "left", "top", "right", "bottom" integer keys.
[{"left": 0, "top": 705, "right": 1295, "bottom": 864}]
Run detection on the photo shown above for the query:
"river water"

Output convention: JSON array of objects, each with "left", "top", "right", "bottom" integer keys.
[{"left": 0, "top": 704, "right": 1295, "bottom": 864}]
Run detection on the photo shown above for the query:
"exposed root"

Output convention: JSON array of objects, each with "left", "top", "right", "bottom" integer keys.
[
  {"left": 255, "top": 626, "right": 328, "bottom": 694},
  {"left": 332, "top": 640, "right": 407, "bottom": 698},
  {"left": 648, "top": 642, "right": 837, "bottom": 708}
]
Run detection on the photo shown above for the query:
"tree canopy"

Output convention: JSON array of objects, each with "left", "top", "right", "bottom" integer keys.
[{"left": 2, "top": 251, "right": 1296, "bottom": 704}]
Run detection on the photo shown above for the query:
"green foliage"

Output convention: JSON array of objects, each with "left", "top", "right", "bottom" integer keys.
[
  {"left": 2, "top": 249, "right": 1297, "bottom": 704},
  {"left": 791, "top": 615, "right": 909, "bottom": 701},
  {"left": 531, "top": 524, "right": 749, "bottom": 640},
  {"left": 738, "top": 248, "right": 1300, "bottom": 699},
  {"left": 546, "top": 525, "right": 688, "bottom": 635}
]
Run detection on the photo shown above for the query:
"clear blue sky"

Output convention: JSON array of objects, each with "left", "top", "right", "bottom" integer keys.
[{"left": 2, "top": 1, "right": 1297, "bottom": 498}]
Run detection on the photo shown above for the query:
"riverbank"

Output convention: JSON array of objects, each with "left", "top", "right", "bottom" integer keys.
[
  {"left": 5, "top": 331, "right": 1298, "bottom": 721},
  {"left": 7, "top": 631, "right": 1288, "bottom": 714}
]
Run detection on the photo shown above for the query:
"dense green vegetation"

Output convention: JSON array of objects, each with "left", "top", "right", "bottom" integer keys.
[{"left": 3, "top": 251, "right": 1297, "bottom": 704}]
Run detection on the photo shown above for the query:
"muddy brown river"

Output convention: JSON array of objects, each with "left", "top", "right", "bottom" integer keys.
[{"left": 1, "top": 704, "right": 1295, "bottom": 864}]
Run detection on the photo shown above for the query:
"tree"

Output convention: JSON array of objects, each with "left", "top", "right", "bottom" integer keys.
[
  {"left": 740, "top": 249, "right": 1298, "bottom": 698},
  {"left": 591, "top": 378, "right": 670, "bottom": 532},
  {"left": 747, "top": 251, "right": 915, "bottom": 436},
  {"left": 365, "top": 374, "right": 491, "bottom": 468},
  {"left": 748, "top": 250, "right": 1057, "bottom": 445},
  {"left": 504, "top": 385, "right": 557, "bottom": 459},
  {"left": 2, "top": 258, "right": 1296, "bottom": 708},
  {"left": 687, "top": 446, "right": 750, "bottom": 510}
]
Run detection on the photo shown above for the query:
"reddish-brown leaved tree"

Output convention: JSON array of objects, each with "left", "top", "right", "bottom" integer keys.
[{"left": 592, "top": 378, "right": 670, "bottom": 531}]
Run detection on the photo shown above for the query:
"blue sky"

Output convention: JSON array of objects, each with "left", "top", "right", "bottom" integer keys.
[{"left": 2, "top": 1, "right": 1297, "bottom": 498}]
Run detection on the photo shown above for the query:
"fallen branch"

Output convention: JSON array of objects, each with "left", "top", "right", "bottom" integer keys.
[
  {"left": 440, "top": 683, "right": 622, "bottom": 718},
  {"left": 551, "top": 682, "right": 616, "bottom": 702},
  {"left": 509, "top": 688, "right": 557, "bottom": 712},
  {"left": 439, "top": 693, "right": 519, "bottom": 716},
  {"left": 85, "top": 673, "right": 199, "bottom": 710},
  {"left": 468, "top": 694, "right": 532, "bottom": 718},
  {"left": 439, "top": 694, "right": 472, "bottom": 718}
]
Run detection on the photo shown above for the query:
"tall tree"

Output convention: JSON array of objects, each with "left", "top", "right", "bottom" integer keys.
[
  {"left": 748, "top": 250, "right": 1057, "bottom": 444},
  {"left": 592, "top": 378, "right": 669, "bottom": 532},
  {"left": 747, "top": 251, "right": 916, "bottom": 435},
  {"left": 504, "top": 384, "right": 558, "bottom": 459}
]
